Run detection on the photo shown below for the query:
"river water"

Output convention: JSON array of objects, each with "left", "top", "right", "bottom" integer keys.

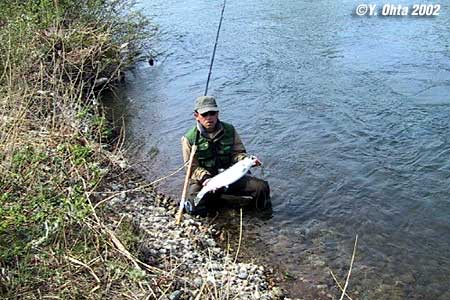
[{"left": 116, "top": 1, "right": 450, "bottom": 299}]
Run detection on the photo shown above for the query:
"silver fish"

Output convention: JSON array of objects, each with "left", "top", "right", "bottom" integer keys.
[{"left": 194, "top": 156, "right": 258, "bottom": 205}]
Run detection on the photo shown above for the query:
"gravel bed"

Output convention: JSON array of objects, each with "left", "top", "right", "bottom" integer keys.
[{"left": 102, "top": 180, "right": 289, "bottom": 300}]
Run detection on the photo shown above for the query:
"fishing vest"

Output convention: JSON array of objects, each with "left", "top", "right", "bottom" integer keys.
[{"left": 185, "top": 122, "right": 235, "bottom": 175}]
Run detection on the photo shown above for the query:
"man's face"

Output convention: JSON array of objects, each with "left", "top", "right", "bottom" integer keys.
[{"left": 195, "top": 110, "right": 219, "bottom": 132}]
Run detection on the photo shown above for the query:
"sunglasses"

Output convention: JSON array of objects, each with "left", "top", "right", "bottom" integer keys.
[{"left": 200, "top": 111, "right": 218, "bottom": 117}]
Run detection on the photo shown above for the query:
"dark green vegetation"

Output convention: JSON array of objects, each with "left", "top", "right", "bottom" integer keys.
[{"left": 0, "top": 1, "right": 152, "bottom": 298}]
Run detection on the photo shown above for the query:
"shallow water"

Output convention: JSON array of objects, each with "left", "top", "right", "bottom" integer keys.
[{"left": 116, "top": 1, "right": 450, "bottom": 299}]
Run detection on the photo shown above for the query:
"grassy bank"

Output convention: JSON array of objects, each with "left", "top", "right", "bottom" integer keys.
[{"left": 0, "top": 1, "right": 152, "bottom": 298}]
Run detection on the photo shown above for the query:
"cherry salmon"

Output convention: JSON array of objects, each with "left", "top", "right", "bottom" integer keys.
[{"left": 194, "top": 156, "right": 258, "bottom": 205}]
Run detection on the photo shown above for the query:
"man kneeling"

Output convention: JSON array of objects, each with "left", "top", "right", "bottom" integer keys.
[{"left": 181, "top": 96, "right": 270, "bottom": 215}]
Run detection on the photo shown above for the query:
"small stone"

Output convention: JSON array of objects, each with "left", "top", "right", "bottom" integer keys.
[
  {"left": 206, "top": 274, "right": 215, "bottom": 284},
  {"left": 210, "top": 263, "right": 221, "bottom": 271},
  {"left": 238, "top": 272, "right": 248, "bottom": 280},
  {"left": 271, "top": 287, "right": 284, "bottom": 298},
  {"left": 169, "top": 290, "right": 182, "bottom": 300},
  {"left": 194, "top": 277, "right": 203, "bottom": 288},
  {"left": 206, "top": 238, "right": 216, "bottom": 247},
  {"left": 110, "top": 197, "right": 120, "bottom": 205},
  {"left": 313, "top": 260, "right": 326, "bottom": 267}
]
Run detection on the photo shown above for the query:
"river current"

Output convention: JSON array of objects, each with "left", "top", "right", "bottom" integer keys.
[{"left": 114, "top": 1, "right": 450, "bottom": 299}]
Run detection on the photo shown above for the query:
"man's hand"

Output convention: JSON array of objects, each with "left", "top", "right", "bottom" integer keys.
[
  {"left": 252, "top": 156, "right": 262, "bottom": 167},
  {"left": 202, "top": 178, "right": 211, "bottom": 186}
]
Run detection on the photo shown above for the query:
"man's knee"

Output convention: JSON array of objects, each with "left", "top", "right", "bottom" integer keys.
[
  {"left": 185, "top": 182, "right": 221, "bottom": 215},
  {"left": 255, "top": 178, "right": 270, "bottom": 194},
  {"left": 249, "top": 177, "right": 271, "bottom": 209},
  {"left": 247, "top": 177, "right": 270, "bottom": 195}
]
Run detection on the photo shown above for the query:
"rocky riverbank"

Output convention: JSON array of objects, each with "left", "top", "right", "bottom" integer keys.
[{"left": 99, "top": 169, "right": 290, "bottom": 300}]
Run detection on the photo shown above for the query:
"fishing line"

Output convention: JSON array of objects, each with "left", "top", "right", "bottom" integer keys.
[{"left": 204, "top": 0, "right": 227, "bottom": 96}]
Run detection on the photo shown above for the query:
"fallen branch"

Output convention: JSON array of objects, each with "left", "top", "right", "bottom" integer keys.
[
  {"left": 329, "top": 268, "right": 353, "bottom": 300},
  {"left": 234, "top": 208, "right": 243, "bottom": 263},
  {"left": 339, "top": 235, "right": 358, "bottom": 300},
  {"left": 104, "top": 227, "right": 164, "bottom": 274},
  {"left": 65, "top": 255, "right": 101, "bottom": 284}
]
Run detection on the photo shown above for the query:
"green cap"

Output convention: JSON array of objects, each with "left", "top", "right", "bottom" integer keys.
[{"left": 195, "top": 96, "right": 219, "bottom": 114}]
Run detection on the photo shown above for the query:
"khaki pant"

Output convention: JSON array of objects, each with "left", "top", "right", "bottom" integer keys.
[{"left": 188, "top": 175, "right": 271, "bottom": 212}]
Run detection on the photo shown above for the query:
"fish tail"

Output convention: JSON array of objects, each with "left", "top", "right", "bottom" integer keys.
[{"left": 194, "top": 192, "right": 205, "bottom": 206}]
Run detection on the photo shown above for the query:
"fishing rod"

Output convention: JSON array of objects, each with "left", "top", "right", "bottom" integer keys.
[
  {"left": 176, "top": 0, "right": 227, "bottom": 224},
  {"left": 204, "top": 0, "right": 227, "bottom": 96}
]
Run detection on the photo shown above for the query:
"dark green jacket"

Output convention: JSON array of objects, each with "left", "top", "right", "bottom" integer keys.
[{"left": 183, "top": 121, "right": 248, "bottom": 182}]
